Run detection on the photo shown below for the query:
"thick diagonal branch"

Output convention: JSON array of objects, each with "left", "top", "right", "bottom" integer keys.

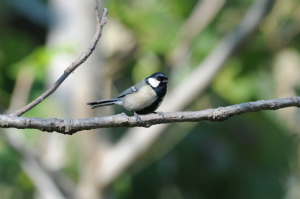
[
  {"left": 13, "top": 1, "right": 108, "bottom": 117},
  {"left": 1, "top": 96, "right": 299, "bottom": 134}
]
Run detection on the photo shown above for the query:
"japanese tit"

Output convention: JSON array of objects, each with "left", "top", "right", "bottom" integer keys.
[{"left": 87, "top": 72, "right": 168, "bottom": 121}]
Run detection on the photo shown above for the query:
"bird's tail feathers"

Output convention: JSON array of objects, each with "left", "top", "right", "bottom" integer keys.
[{"left": 87, "top": 98, "right": 121, "bottom": 109}]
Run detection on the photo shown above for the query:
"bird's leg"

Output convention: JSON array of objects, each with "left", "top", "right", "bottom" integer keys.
[
  {"left": 133, "top": 111, "right": 142, "bottom": 122},
  {"left": 154, "top": 111, "right": 164, "bottom": 118}
]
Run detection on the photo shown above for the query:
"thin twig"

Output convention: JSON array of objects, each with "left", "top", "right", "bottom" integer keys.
[
  {"left": 1, "top": 96, "right": 299, "bottom": 134},
  {"left": 13, "top": 1, "right": 108, "bottom": 117}
]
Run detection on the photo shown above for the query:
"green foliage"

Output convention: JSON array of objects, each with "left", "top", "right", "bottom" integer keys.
[
  {"left": 213, "top": 59, "right": 256, "bottom": 103},
  {"left": 0, "top": 148, "right": 34, "bottom": 199},
  {"left": 114, "top": 174, "right": 133, "bottom": 197},
  {"left": 132, "top": 51, "right": 161, "bottom": 82}
]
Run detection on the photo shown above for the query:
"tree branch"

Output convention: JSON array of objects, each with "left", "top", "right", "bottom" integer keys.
[
  {"left": 13, "top": 0, "right": 108, "bottom": 117},
  {"left": 1, "top": 96, "right": 299, "bottom": 134}
]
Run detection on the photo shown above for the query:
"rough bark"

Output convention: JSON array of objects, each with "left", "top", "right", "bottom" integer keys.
[{"left": 1, "top": 97, "right": 299, "bottom": 134}]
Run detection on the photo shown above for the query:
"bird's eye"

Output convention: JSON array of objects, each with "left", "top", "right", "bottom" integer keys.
[{"left": 157, "top": 76, "right": 164, "bottom": 81}]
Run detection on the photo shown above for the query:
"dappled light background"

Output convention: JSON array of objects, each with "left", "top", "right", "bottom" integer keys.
[{"left": 1, "top": 0, "right": 300, "bottom": 198}]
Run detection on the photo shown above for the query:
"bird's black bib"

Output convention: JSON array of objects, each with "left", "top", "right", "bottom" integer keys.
[{"left": 136, "top": 83, "right": 167, "bottom": 114}]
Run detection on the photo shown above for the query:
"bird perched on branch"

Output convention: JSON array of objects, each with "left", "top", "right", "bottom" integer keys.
[{"left": 87, "top": 72, "right": 168, "bottom": 122}]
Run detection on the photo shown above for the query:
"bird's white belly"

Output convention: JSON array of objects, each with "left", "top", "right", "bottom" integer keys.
[{"left": 122, "top": 86, "right": 157, "bottom": 111}]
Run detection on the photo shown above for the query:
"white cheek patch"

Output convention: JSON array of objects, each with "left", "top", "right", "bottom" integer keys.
[{"left": 148, "top": 78, "right": 160, "bottom": 88}]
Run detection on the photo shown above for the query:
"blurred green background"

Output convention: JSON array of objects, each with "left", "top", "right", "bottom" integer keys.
[{"left": 1, "top": 0, "right": 300, "bottom": 198}]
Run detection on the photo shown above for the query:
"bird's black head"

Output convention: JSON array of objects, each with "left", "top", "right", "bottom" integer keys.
[{"left": 145, "top": 72, "right": 168, "bottom": 88}]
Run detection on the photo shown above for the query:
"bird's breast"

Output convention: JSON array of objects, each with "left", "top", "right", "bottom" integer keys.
[{"left": 122, "top": 86, "right": 157, "bottom": 112}]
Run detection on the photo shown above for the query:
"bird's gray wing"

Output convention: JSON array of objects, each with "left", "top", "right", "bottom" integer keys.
[{"left": 117, "top": 80, "right": 145, "bottom": 98}]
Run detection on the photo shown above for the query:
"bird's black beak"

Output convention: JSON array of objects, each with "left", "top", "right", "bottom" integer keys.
[{"left": 162, "top": 79, "right": 168, "bottom": 83}]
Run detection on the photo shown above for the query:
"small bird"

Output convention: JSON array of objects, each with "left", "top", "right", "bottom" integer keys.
[{"left": 87, "top": 72, "right": 168, "bottom": 121}]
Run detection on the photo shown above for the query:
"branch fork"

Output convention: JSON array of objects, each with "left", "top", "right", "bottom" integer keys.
[{"left": 13, "top": 1, "right": 108, "bottom": 117}]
